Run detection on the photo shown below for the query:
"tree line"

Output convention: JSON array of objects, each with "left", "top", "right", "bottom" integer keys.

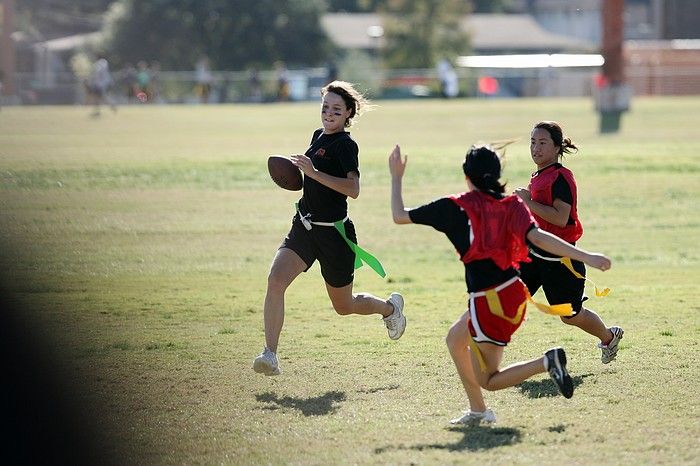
[{"left": 16, "top": 0, "right": 515, "bottom": 71}]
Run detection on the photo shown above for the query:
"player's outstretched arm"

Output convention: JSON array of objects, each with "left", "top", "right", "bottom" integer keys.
[
  {"left": 389, "top": 145, "right": 412, "bottom": 224},
  {"left": 527, "top": 228, "right": 611, "bottom": 271}
]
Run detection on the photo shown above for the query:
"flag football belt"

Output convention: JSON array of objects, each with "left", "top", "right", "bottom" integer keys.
[
  {"left": 295, "top": 203, "right": 386, "bottom": 278},
  {"left": 467, "top": 276, "right": 574, "bottom": 372},
  {"left": 529, "top": 249, "right": 610, "bottom": 297}
]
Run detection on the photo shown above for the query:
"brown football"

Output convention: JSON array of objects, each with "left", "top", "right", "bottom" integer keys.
[{"left": 267, "top": 155, "right": 303, "bottom": 191}]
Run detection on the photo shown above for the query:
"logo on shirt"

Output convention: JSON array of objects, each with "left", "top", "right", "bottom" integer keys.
[{"left": 315, "top": 148, "right": 326, "bottom": 157}]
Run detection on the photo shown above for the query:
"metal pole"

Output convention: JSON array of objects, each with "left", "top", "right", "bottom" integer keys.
[{"left": 599, "top": 0, "right": 628, "bottom": 133}]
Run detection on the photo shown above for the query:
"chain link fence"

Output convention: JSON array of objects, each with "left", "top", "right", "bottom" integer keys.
[{"left": 6, "top": 65, "right": 700, "bottom": 106}]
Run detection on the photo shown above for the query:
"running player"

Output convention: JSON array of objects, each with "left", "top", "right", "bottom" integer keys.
[
  {"left": 389, "top": 143, "right": 612, "bottom": 424},
  {"left": 253, "top": 81, "right": 405, "bottom": 376},
  {"left": 514, "top": 121, "right": 623, "bottom": 364}
]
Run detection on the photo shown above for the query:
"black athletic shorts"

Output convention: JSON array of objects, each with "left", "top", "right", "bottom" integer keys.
[
  {"left": 280, "top": 214, "right": 356, "bottom": 288},
  {"left": 519, "top": 254, "right": 588, "bottom": 315}
]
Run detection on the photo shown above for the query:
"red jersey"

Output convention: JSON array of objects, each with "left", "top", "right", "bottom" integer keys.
[
  {"left": 449, "top": 191, "right": 535, "bottom": 271},
  {"left": 528, "top": 164, "right": 583, "bottom": 243}
]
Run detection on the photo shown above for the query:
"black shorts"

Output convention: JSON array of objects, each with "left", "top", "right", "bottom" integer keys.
[
  {"left": 519, "top": 254, "right": 587, "bottom": 315},
  {"left": 280, "top": 214, "right": 356, "bottom": 288}
]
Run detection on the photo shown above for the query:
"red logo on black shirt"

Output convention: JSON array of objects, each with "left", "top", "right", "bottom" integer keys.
[{"left": 315, "top": 148, "right": 326, "bottom": 157}]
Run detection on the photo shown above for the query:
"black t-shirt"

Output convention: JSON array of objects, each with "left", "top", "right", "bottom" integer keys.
[
  {"left": 552, "top": 173, "right": 573, "bottom": 206},
  {"left": 298, "top": 129, "right": 359, "bottom": 222},
  {"left": 408, "top": 197, "right": 526, "bottom": 292}
]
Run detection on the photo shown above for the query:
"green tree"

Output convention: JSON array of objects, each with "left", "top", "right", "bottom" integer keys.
[
  {"left": 379, "top": 0, "right": 470, "bottom": 69},
  {"left": 470, "top": 0, "right": 518, "bottom": 13},
  {"left": 326, "top": 0, "right": 385, "bottom": 12},
  {"left": 101, "top": 0, "right": 332, "bottom": 70}
]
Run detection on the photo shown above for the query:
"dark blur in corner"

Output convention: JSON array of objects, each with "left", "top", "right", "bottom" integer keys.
[{"left": 1, "top": 283, "right": 116, "bottom": 466}]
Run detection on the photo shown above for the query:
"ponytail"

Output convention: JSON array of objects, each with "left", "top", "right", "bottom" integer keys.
[
  {"left": 534, "top": 121, "right": 579, "bottom": 156},
  {"left": 560, "top": 136, "right": 578, "bottom": 155},
  {"left": 470, "top": 172, "right": 506, "bottom": 194},
  {"left": 462, "top": 144, "right": 507, "bottom": 195}
]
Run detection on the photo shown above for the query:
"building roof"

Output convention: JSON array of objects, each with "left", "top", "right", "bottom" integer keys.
[
  {"left": 321, "top": 12, "right": 595, "bottom": 53},
  {"left": 462, "top": 14, "right": 594, "bottom": 52},
  {"left": 320, "top": 13, "right": 386, "bottom": 49},
  {"left": 35, "top": 32, "right": 102, "bottom": 52}
]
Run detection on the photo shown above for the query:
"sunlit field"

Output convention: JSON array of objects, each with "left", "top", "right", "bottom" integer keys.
[{"left": 1, "top": 97, "right": 699, "bottom": 465}]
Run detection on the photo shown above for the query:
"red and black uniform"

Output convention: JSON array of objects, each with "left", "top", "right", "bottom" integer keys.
[
  {"left": 409, "top": 191, "right": 537, "bottom": 345},
  {"left": 519, "top": 163, "right": 587, "bottom": 313},
  {"left": 281, "top": 129, "right": 360, "bottom": 288}
]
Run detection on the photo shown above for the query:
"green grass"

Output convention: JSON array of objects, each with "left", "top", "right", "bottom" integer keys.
[{"left": 1, "top": 98, "right": 699, "bottom": 465}]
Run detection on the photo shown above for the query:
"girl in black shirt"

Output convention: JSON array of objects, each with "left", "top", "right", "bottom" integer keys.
[{"left": 253, "top": 81, "right": 405, "bottom": 376}]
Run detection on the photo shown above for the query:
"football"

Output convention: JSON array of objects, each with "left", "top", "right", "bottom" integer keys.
[{"left": 267, "top": 155, "right": 303, "bottom": 191}]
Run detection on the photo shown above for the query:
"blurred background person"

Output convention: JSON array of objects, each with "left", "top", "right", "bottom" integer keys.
[
  {"left": 195, "top": 55, "right": 213, "bottom": 104},
  {"left": 325, "top": 61, "right": 338, "bottom": 85},
  {"left": 88, "top": 56, "right": 117, "bottom": 117},
  {"left": 275, "top": 61, "right": 290, "bottom": 102},
  {"left": 436, "top": 58, "right": 459, "bottom": 99},
  {"left": 135, "top": 61, "right": 152, "bottom": 102},
  {"left": 120, "top": 63, "right": 137, "bottom": 103},
  {"left": 248, "top": 68, "right": 262, "bottom": 103}
]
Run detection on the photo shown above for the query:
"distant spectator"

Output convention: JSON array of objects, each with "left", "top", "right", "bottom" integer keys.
[
  {"left": 120, "top": 63, "right": 137, "bottom": 103},
  {"left": 195, "top": 55, "right": 213, "bottom": 103},
  {"left": 326, "top": 61, "right": 338, "bottom": 85},
  {"left": 135, "top": 61, "right": 152, "bottom": 102},
  {"left": 247, "top": 68, "right": 262, "bottom": 103},
  {"left": 437, "top": 58, "right": 459, "bottom": 98},
  {"left": 275, "top": 61, "right": 290, "bottom": 102},
  {"left": 88, "top": 57, "right": 117, "bottom": 116}
]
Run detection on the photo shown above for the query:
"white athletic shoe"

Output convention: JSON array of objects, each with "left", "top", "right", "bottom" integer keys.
[
  {"left": 450, "top": 408, "right": 497, "bottom": 426},
  {"left": 253, "top": 348, "right": 281, "bottom": 376},
  {"left": 383, "top": 292, "right": 406, "bottom": 340},
  {"left": 598, "top": 326, "right": 624, "bottom": 364}
]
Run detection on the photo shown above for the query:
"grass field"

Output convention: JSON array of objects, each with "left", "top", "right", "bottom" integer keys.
[{"left": 1, "top": 97, "right": 699, "bottom": 465}]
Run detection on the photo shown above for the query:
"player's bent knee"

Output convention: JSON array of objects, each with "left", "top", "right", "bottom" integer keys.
[
  {"left": 267, "top": 269, "right": 292, "bottom": 293},
  {"left": 479, "top": 378, "right": 499, "bottom": 391},
  {"left": 445, "top": 328, "right": 464, "bottom": 351},
  {"left": 445, "top": 321, "right": 468, "bottom": 350}
]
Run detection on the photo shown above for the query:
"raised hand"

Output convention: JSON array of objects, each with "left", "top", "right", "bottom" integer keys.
[{"left": 389, "top": 144, "right": 407, "bottom": 179}]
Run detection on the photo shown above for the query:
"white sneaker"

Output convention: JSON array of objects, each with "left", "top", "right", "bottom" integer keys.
[
  {"left": 253, "top": 348, "right": 281, "bottom": 376},
  {"left": 383, "top": 292, "right": 406, "bottom": 340},
  {"left": 450, "top": 408, "right": 497, "bottom": 426},
  {"left": 598, "top": 326, "right": 624, "bottom": 364}
]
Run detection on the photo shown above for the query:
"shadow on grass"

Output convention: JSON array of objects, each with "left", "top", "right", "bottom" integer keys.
[
  {"left": 255, "top": 391, "right": 346, "bottom": 416},
  {"left": 375, "top": 425, "right": 521, "bottom": 453},
  {"left": 357, "top": 384, "right": 400, "bottom": 394},
  {"left": 516, "top": 372, "right": 594, "bottom": 398}
]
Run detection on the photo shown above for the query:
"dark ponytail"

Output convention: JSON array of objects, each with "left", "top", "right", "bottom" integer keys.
[
  {"left": 473, "top": 172, "right": 505, "bottom": 194},
  {"left": 462, "top": 144, "right": 506, "bottom": 195},
  {"left": 534, "top": 121, "right": 579, "bottom": 156}
]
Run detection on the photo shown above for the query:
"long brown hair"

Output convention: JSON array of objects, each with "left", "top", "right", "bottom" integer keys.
[{"left": 321, "top": 81, "right": 373, "bottom": 128}]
